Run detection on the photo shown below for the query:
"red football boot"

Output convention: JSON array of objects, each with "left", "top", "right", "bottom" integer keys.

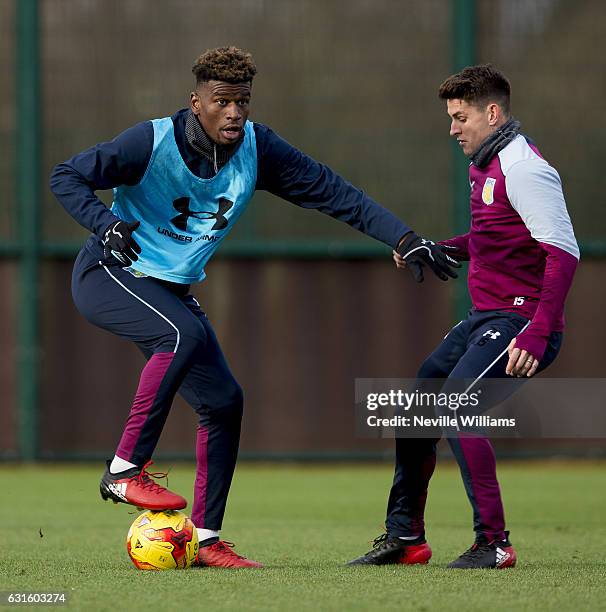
[
  {"left": 348, "top": 533, "right": 432, "bottom": 566},
  {"left": 99, "top": 460, "right": 187, "bottom": 511},
  {"left": 398, "top": 541, "right": 433, "bottom": 565},
  {"left": 194, "top": 540, "right": 263, "bottom": 568}
]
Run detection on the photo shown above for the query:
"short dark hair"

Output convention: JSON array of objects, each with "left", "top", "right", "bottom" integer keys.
[
  {"left": 192, "top": 46, "right": 257, "bottom": 85},
  {"left": 438, "top": 64, "right": 511, "bottom": 115}
]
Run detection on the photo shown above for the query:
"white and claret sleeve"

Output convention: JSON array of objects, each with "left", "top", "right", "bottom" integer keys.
[
  {"left": 506, "top": 159, "right": 579, "bottom": 259},
  {"left": 505, "top": 159, "right": 580, "bottom": 360}
]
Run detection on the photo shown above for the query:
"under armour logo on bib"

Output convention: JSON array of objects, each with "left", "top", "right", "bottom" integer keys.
[{"left": 171, "top": 197, "right": 233, "bottom": 231}]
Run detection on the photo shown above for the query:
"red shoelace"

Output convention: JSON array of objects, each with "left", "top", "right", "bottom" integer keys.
[
  {"left": 207, "top": 541, "right": 246, "bottom": 560},
  {"left": 130, "top": 460, "right": 170, "bottom": 495}
]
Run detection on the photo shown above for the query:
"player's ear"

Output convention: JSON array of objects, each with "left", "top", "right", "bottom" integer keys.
[
  {"left": 487, "top": 103, "right": 500, "bottom": 126},
  {"left": 190, "top": 90, "right": 201, "bottom": 114}
]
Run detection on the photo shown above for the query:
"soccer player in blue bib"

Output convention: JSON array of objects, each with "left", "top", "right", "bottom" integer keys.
[{"left": 50, "top": 46, "right": 459, "bottom": 568}]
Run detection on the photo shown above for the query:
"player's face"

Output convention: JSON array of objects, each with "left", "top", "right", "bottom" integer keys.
[
  {"left": 446, "top": 98, "right": 502, "bottom": 156},
  {"left": 190, "top": 80, "right": 252, "bottom": 146}
]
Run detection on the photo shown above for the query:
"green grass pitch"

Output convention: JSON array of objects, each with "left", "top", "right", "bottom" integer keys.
[{"left": 1, "top": 461, "right": 604, "bottom": 611}]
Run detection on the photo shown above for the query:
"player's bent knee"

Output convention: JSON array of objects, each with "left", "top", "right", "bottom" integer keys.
[
  {"left": 211, "top": 381, "right": 244, "bottom": 421},
  {"left": 224, "top": 381, "right": 244, "bottom": 411},
  {"left": 178, "top": 324, "right": 209, "bottom": 354},
  {"left": 155, "top": 331, "right": 180, "bottom": 353}
]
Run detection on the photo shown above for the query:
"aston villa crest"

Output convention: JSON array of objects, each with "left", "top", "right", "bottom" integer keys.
[{"left": 482, "top": 177, "right": 496, "bottom": 205}]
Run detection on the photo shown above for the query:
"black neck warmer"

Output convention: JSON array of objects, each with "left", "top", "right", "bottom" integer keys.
[
  {"left": 184, "top": 111, "right": 243, "bottom": 173},
  {"left": 470, "top": 118, "right": 521, "bottom": 168}
]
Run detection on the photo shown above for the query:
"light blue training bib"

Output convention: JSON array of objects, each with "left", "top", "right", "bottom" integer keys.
[{"left": 111, "top": 117, "right": 257, "bottom": 283}]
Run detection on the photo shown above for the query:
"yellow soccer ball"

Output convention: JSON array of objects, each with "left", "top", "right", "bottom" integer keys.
[{"left": 126, "top": 510, "right": 199, "bottom": 570}]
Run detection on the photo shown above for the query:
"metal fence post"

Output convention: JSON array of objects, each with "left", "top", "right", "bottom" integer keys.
[
  {"left": 451, "top": 0, "right": 476, "bottom": 321},
  {"left": 15, "top": 0, "right": 41, "bottom": 460}
]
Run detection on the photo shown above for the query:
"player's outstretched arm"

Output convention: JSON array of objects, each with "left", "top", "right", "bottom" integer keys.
[{"left": 255, "top": 124, "right": 458, "bottom": 282}]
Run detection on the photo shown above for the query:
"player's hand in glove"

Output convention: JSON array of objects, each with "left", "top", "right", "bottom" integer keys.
[
  {"left": 395, "top": 232, "right": 461, "bottom": 282},
  {"left": 102, "top": 220, "right": 141, "bottom": 266}
]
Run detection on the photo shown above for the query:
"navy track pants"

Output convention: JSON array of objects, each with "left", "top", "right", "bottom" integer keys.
[
  {"left": 72, "top": 244, "right": 241, "bottom": 530},
  {"left": 385, "top": 309, "right": 562, "bottom": 542}
]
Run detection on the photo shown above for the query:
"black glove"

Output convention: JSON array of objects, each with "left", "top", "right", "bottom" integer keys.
[
  {"left": 102, "top": 220, "right": 141, "bottom": 266},
  {"left": 396, "top": 232, "right": 461, "bottom": 282}
]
